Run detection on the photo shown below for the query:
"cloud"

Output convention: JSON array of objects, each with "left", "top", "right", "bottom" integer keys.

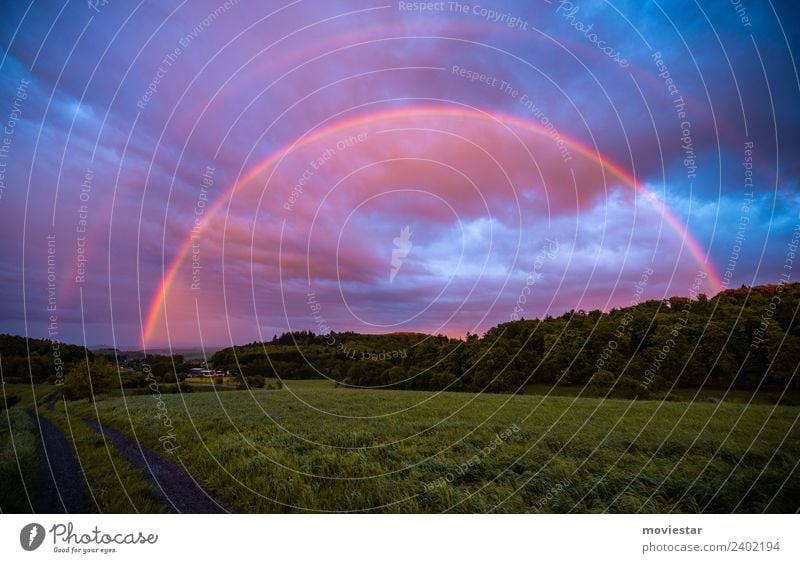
[{"left": 1, "top": 1, "right": 797, "bottom": 346}]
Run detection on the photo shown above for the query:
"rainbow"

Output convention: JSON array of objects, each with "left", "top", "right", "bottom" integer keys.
[{"left": 141, "top": 106, "right": 723, "bottom": 346}]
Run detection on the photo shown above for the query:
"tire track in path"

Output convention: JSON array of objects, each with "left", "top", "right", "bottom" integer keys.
[{"left": 82, "top": 419, "right": 231, "bottom": 513}]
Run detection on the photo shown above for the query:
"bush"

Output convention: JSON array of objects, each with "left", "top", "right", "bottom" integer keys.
[
  {"left": 769, "top": 395, "right": 799, "bottom": 406},
  {"left": 613, "top": 375, "right": 643, "bottom": 399},
  {"left": 429, "top": 370, "right": 458, "bottom": 391},
  {"left": 64, "top": 358, "right": 116, "bottom": 401},
  {"left": 239, "top": 375, "right": 265, "bottom": 389},
  {"left": 0, "top": 394, "right": 20, "bottom": 410},
  {"left": 639, "top": 375, "right": 668, "bottom": 399},
  {"left": 589, "top": 370, "right": 615, "bottom": 395},
  {"left": 124, "top": 382, "right": 193, "bottom": 395}
]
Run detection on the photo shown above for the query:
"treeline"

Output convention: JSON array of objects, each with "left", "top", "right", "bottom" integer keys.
[
  {"left": 0, "top": 334, "right": 187, "bottom": 384},
  {"left": 0, "top": 334, "right": 193, "bottom": 400},
  {"left": 210, "top": 282, "right": 800, "bottom": 396},
  {"left": 2, "top": 282, "right": 798, "bottom": 398},
  {"left": 0, "top": 334, "right": 90, "bottom": 384}
]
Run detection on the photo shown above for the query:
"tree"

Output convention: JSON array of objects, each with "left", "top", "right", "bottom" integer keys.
[
  {"left": 346, "top": 360, "right": 391, "bottom": 387},
  {"left": 382, "top": 366, "right": 407, "bottom": 386},
  {"left": 144, "top": 281, "right": 800, "bottom": 396},
  {"left": 64, "top": 357, "right": 116, "bottom": 401}
]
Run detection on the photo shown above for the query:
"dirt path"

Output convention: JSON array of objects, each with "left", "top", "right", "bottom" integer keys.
[
  {"left": 28, "top": 411, "right": 94, "bottom": 513},
  {"left": 82, "top": 419, "right": 230, "bottom": 513}
]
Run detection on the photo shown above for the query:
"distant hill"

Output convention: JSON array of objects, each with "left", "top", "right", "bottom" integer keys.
[
  {"left": 88, "top": 346, "right": 220, "bottom": 361},
  {"left": 210, "top": 282, "right": 800, "bottom": 395},
  {"left": 0, "top": 335, "right": 215, "bottom": 383},
  {"left": 3, "top": 282, "right": 798, "bottom": 394},
  {"left": 141, "top": 347, "right": 222, "bottom": 360}
]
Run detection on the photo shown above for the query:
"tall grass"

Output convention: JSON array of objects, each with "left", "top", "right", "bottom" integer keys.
[
  {"left": 66, "top": 385, "right": 800, "bottom": 513},
  {"left": 38, "top": 402, "right": 166, "bottom": 513},
  {"left": 0, "top": 405, "right": 38, "bottom": 513}
]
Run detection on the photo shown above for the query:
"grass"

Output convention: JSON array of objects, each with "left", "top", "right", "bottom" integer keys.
[
  {"left": 521, "top": 383, "right": 800, "bottom": 404},
  {"left": 1, "top": 383, "right": 165, "bottom": 513},
  {"left": 0, "top": 382, "right": 62, "bottom": 513},
  {"left": 0, "top": 404, "right": 38, "bottom": 512},
  {"left": 61, "top": 381, "right": 800, "bottom": 513},
  {"left": 39, "top": 401, "right": 166, "bottom": 513},
  {"left": 282, "top": 379, "right": 335, "bottom": 391},
  {"left": 184, "top": 376, "right": 238, "bottom": 385}
]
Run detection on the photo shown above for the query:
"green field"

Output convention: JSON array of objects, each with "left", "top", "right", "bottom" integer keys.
[
  {"left": 0, "top": 404, "right": 38, "bottom": 512},
  {"left": 13, "top": 379, "right": 790, "bottom": 513}
]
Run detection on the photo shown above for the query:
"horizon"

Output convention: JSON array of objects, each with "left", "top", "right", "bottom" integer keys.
[{"left": 4, "top": 279, "right": 786, "bottom": 350}]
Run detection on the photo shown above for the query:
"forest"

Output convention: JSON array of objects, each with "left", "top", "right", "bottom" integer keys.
[
  {"left": 210, "top": 282, "right": 800, "bottom": 396},
  {"left": 2, "top": 282, "right": 797, "bottom": 399}
]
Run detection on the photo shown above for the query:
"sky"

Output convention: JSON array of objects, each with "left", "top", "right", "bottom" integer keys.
[{"left": 0, "top": 0, "right": 798, "bottom": 349}]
